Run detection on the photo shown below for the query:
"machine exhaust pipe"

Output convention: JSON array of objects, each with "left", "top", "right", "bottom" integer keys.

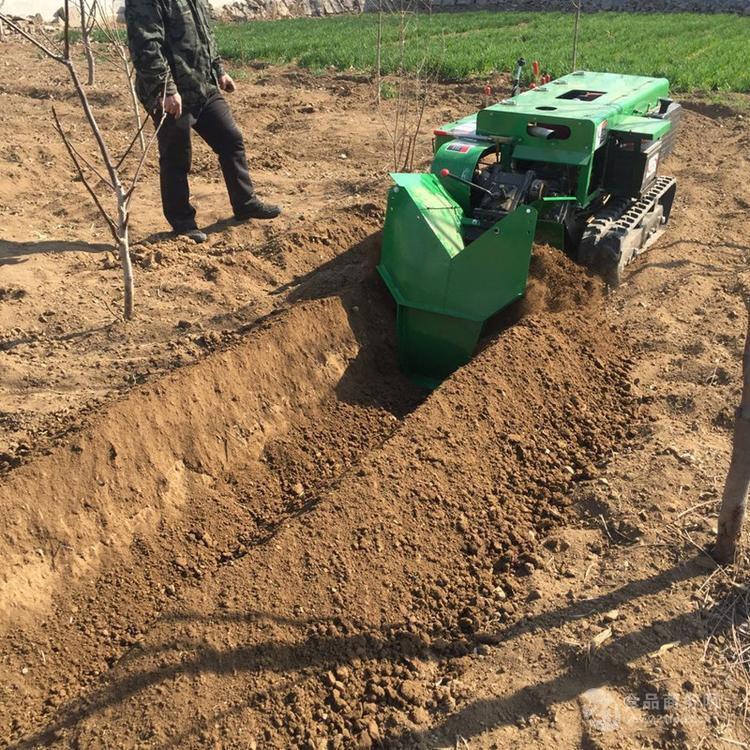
[{"left": 527, "top": 124, "right": 556, "bottom": 139}]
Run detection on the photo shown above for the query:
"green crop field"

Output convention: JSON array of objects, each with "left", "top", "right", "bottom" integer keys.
[{"left": 216, "top": 11, "right": 750, "bottom": 92}]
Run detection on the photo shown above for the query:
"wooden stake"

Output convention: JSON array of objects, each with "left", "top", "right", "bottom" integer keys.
[{"left": 572, "top": 0, "right": 582, "bottom": 71}]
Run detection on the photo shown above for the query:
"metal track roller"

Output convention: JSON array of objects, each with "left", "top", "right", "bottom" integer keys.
[{"left": 578, "top": 176, "right": 677, "bottom": 286}]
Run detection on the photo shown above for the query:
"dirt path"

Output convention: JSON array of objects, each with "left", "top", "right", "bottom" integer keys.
[{"left": 2, "top": 39, "right": 750, "bottom": 750}]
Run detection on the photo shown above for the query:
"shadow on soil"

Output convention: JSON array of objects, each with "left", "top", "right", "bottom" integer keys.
[
  {"left": 275, "top": 229, "right": 533, "bottom": 417},
  {"left": 279, "top": 230, "right": 429, "bottom": 418},
  {"left": 10, "top": 552, "right": 721, "bottom": 749},
  {"left": 0, "top": 238, "right": 111, "bottom": 266},
  {"left": 135, "top": 217, "right": 238, "bottom": 247},
  {"left": 9, "top": 228, "right": 724, "bottom": 747},
  {"left": 397, "top": 554, "right": 711, "bottom": 747},
  {"left": 0, "top": 323, "right": 114, "bottom": 352},
  {"left": 627, "top": 243, "right": 749, "bottom": 282},
  {"left": 680, "top": 100, "right": 743, "bottom": 121}
]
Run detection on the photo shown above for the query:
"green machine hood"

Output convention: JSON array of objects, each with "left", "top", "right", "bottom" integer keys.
[
  {"left": 433, "top": 71, "right": 673, "bottom": 206},
  {"left": 477, "top": 71, "right": 670, "bottom": 165}
]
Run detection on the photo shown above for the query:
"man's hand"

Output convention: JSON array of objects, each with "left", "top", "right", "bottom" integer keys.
[
  {"left": 218, "top": 73, "right": 236, "bottom": 93},
  {"left": 162, "top": 93, "right": 183, "bottom": 119}
]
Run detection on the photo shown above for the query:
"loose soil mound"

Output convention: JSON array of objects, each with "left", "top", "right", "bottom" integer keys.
[
  {"left": 0, "top": 234, "right": 637, "bottom": 747},
  {"left": 524, "top": 244, "right": 605, "bottom": 315}
]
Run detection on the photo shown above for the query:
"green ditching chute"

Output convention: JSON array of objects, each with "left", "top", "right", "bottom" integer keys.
[{"left": 377, "top": 172, "right": 537, "bottom": 389}]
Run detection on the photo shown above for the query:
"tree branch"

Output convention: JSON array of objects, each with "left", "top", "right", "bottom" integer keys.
[
  {"left": 65, "top": 135, "right": 116, "bottom": 191},
  {"left": 65, "top": 59, "right": 120, "bottom": 187},
  {"left": 52, "top": 106, "right": 118, "bottom": 242},
  {"left": 116, "top": 111, "right": 152, "bottom": 171},
  {"left": 0, "top": 13, "right": 64, "bottom": 61},
  {"left": 86, "top": 0, "right": 98, "bottom": 34},
  {"left": 124, "top": 76, "right": 169, "bottom": 201},
  {"left": 63, "top": 0, "right": 70, "bottom": 61},
  {"left": 572, "top": 0, "right": 583, "bottom": 71},
  {"left": 126, "top": 109, "right": 166, "bottom": 202}
]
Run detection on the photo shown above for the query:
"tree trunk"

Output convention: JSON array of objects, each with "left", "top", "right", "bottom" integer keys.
[
  {"left": 116, "top": 191, "right": 134, "bottom": 319},
  {"left": 714, "top": 311, "right": 750, "bottom": 564},
  {"left": 80, "top": 0, "right": 95, "bottom": 86},
  {"left": 375, "top": 4, "right": 382, "bottom": 104},
  {"left": 85, "top": 45, "right": 95, "bottom": 86}
]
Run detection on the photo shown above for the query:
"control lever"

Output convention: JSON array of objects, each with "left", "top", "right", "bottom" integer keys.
[
  {"left": 511, "top": 57, "right": 526, "bottom": 97},
  {"left": 439, "top": 168, "right": 496, "bottom": 198}
]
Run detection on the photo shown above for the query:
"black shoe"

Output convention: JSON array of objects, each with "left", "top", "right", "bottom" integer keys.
[
  {"left": 235, "top": 199, "right": 281, "bottom": 221},
  {"left": 174, "top": 228, "right": 208, "bottom": 244}
]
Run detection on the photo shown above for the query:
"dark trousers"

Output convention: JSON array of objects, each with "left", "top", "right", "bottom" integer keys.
[{"left": 155, "top": 94, "right": 255, "bottom": 231}]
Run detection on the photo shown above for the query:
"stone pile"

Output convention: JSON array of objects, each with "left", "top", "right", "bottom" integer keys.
[
  {"left": 218, "top": 0, "right": 364, "bottom": 20},
  {"left": 0, "top": 14, "right": 57, "bottom": 38}
]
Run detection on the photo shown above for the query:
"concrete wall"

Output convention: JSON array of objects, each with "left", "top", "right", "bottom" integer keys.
[
  {"left": 220, "top": 0, "right": 750, "bottom": 19},
  {"left": 219, "top": 0, "right": 361, "bottom": 20},
  {"left": 2, "top": 0, "right": 60, "bottom": 15},
  {"left": 0, "top": 0, "right": 232, "bottom": 17},
  {"left": 4, "top": 0, "right": 747, "bottom": 21},
  {"left": 405, "top": 0, "right": 750, "bottom": 11}
]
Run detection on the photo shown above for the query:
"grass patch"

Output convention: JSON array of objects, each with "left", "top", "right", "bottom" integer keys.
[{"left": 216, "top": 11, "right": 750, "bottom": 91}]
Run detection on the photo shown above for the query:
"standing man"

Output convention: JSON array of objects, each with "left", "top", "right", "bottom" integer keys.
[{"left": 125, "top": 0, "right": 280, "bottom": 243}]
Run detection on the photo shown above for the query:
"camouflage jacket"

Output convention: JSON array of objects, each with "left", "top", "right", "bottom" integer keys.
[{"left": 124, "top": 0, "right": 225, "bottom": 115}]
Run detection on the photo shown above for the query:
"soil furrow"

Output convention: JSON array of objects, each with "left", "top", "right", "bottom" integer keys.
[{"left": 1, "top": 241, "right": 638, "bottom": 748}]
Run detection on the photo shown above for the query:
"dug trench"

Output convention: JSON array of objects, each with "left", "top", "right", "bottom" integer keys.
[{"left": 0, "top": 229, "right": 641, "bottom": 748}]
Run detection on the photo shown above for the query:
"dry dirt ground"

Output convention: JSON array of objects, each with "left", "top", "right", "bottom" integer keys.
[{"left": 1, "top": 38, "right": 750, "bottom": 750}]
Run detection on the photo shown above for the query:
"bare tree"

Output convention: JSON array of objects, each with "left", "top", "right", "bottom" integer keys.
[
  {"left": 0, "top": 0, "right": 167, "bottom": 320},
  {"left": 79, "top": 0, "right": 97, "bottom": 85},
  {"left": 375, "top": 0, "right": 432, "bottom": 173},
  {"left": 715, "top": 303, "right": 750, "bottom": 564}
]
